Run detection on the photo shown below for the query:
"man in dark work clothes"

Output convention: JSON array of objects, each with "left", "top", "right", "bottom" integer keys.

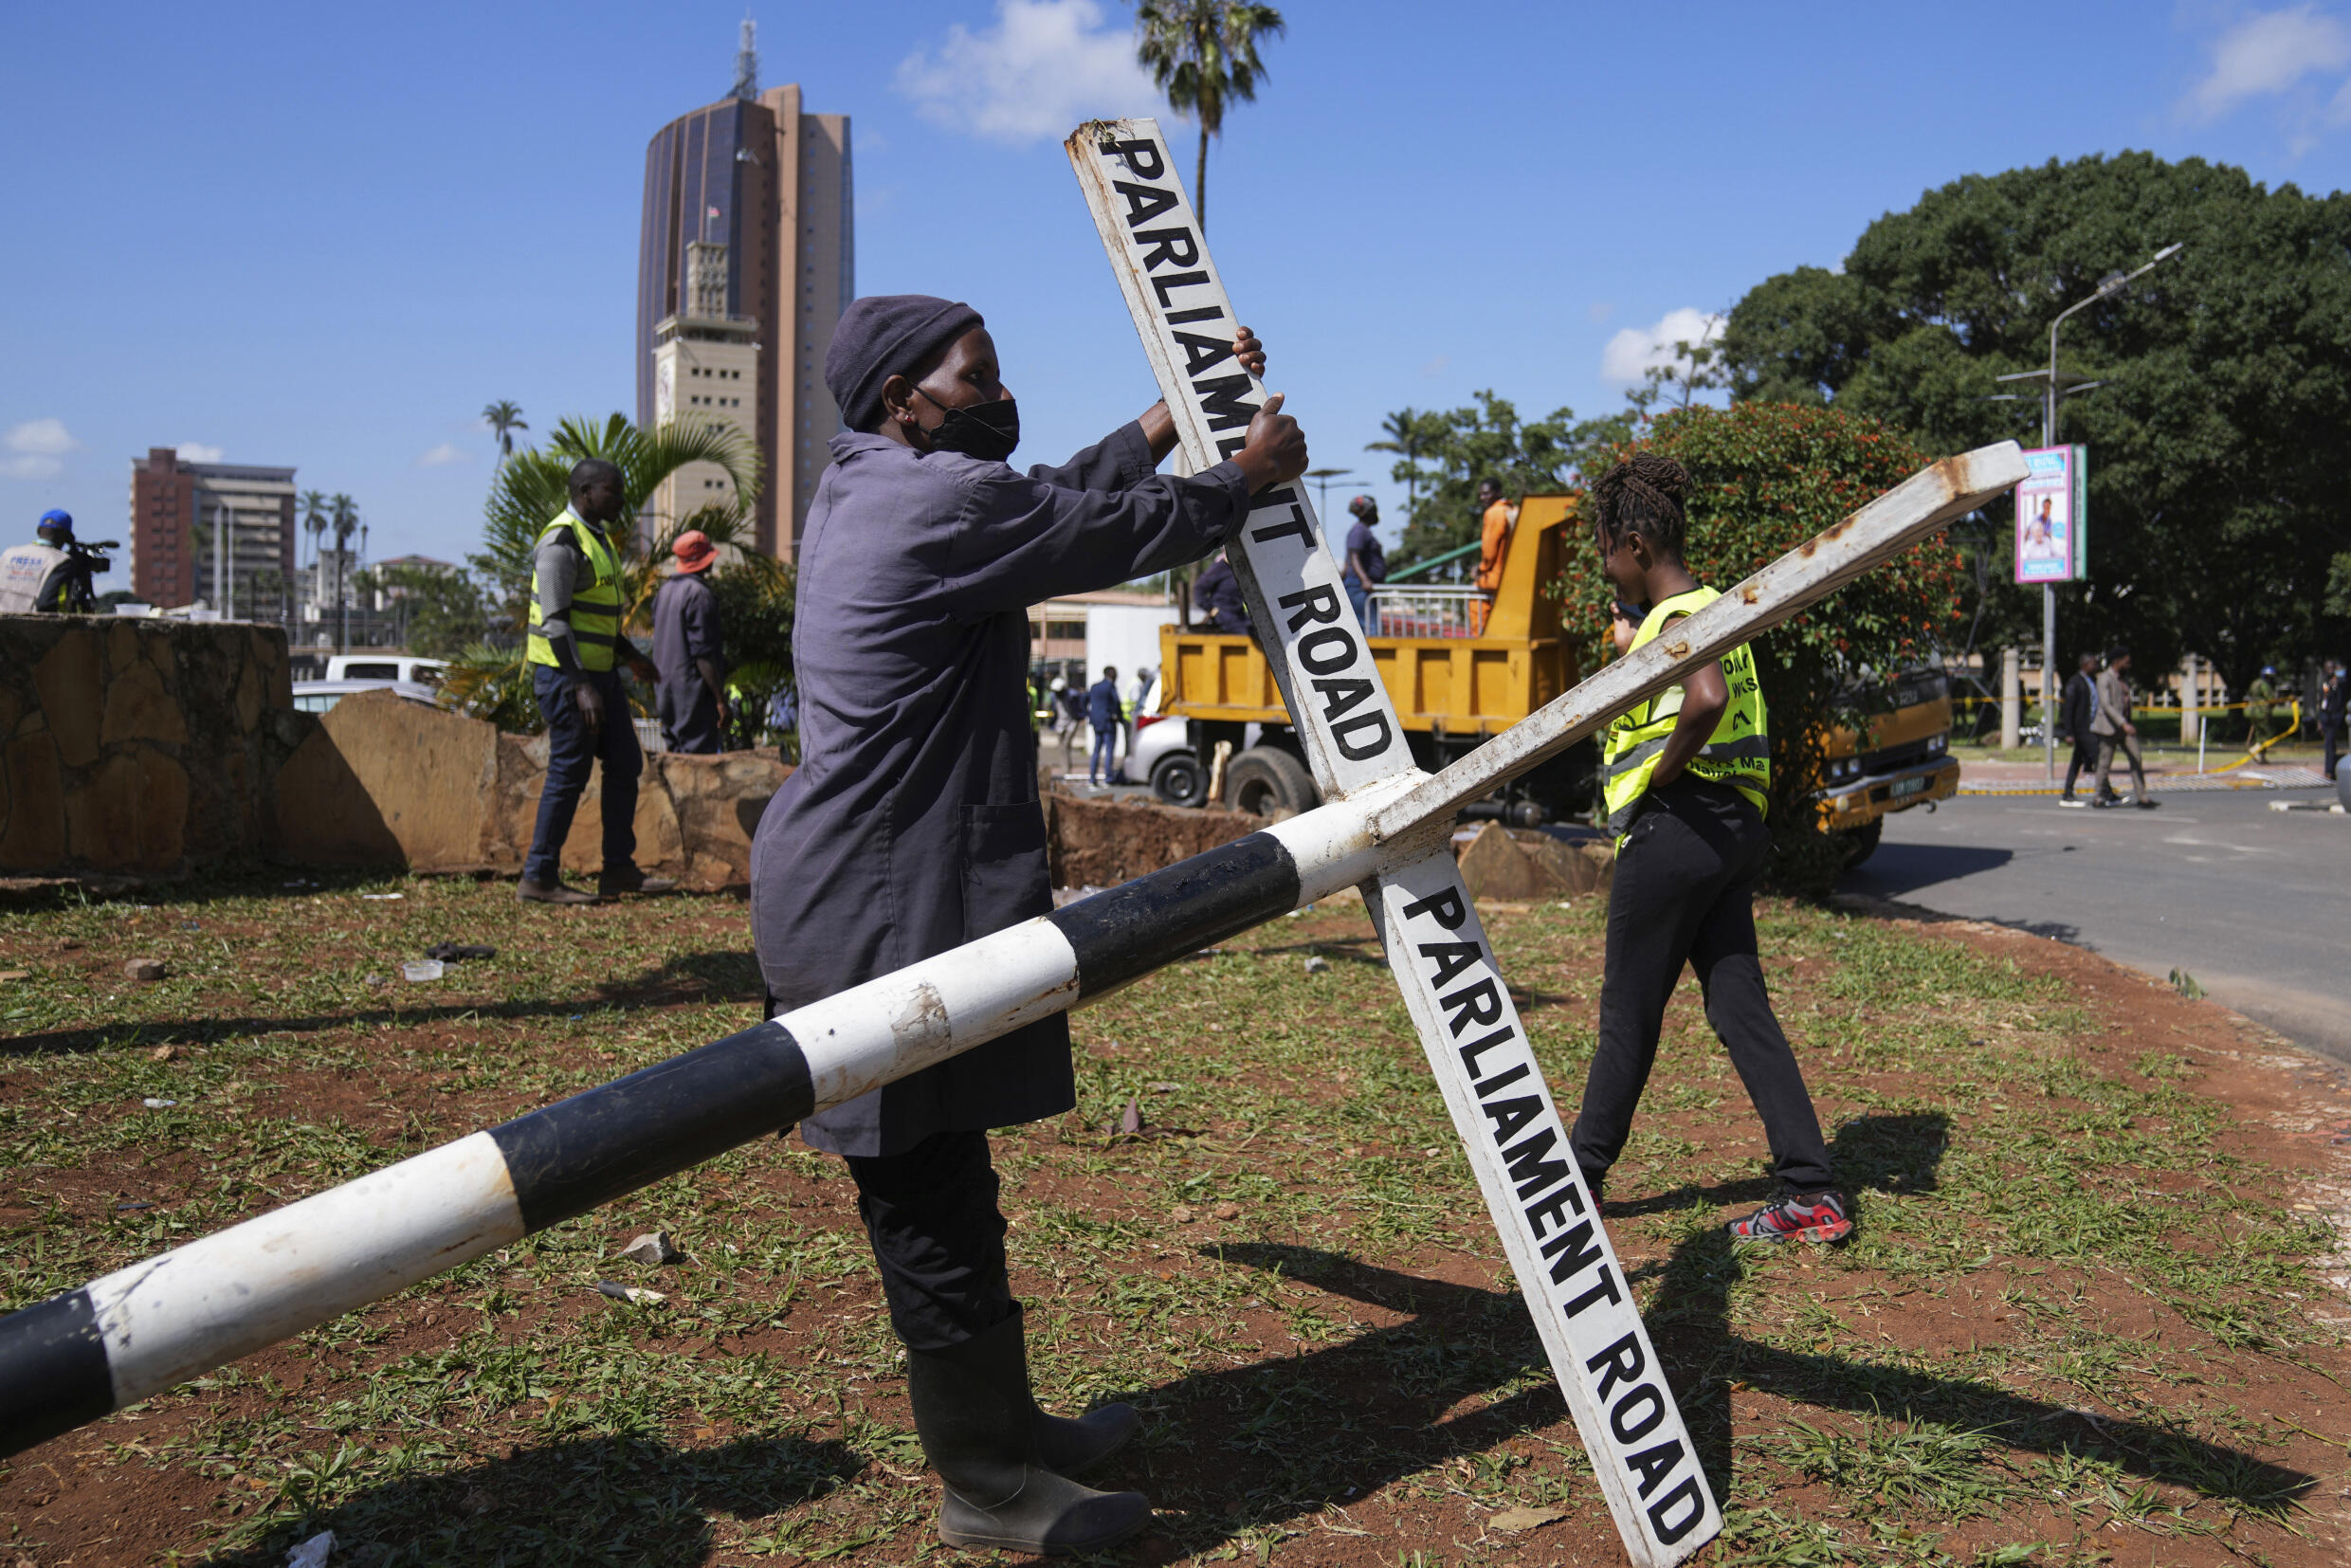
[
  {"left": 749, "top": 295, "right": 1305, "bottom": 1554},
  {"left": 650, "top": 529, "right": 731, "bottom": 754},
  {"left": 1193, "top": 546, "right": 1253, "bottom": 636}
]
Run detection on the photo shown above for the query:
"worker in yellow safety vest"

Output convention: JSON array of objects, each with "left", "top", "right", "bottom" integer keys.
[
  {"left": 1571, "top": 451, "right": 1849, "bottom": 1247},
  {"left": 519, "top": 458, "right": 674, "bottom": 905}
]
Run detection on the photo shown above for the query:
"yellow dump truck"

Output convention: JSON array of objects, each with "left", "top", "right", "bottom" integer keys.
[{"left": 1153, "top": 494, "right": 1957, "bottom": 860}]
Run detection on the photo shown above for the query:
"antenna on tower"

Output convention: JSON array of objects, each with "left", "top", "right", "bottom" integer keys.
[{"left": 731, "top": 14, "right": 758, "bottom": 101}]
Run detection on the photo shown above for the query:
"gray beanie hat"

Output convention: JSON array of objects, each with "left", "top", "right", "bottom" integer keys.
[{"left": 825, "top": 294, "right": 983, "bottom": 432}]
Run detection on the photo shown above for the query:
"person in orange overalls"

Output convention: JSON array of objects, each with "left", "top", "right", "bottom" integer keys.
[{"left": 1471, "top": 477, "right": 1515, "bottom": 633}]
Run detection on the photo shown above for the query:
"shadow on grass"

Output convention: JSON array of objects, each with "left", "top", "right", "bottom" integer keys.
[
  {"left": 0, "top": 949, "right": 764, "bottom": 1058},
  {"left": 203, "top": 1431, "right": 863, "bottom": 1568},
  {"left": 1145, "top": 1110, "right": 2308, "bottom": 1552}
]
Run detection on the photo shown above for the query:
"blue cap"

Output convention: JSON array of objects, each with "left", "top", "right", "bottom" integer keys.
[{"left": 37, "top": 509, "right": 71, "bottom": 537}]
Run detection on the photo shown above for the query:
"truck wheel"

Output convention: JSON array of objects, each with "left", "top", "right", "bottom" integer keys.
[
  {"left": 1837, "top": 818, "right": 1885, "bottom": 868},
  {"left": 1151, "top": 751, "right": 1208, "bottom": 809},
  {"left": 1226, "top": 745, "right": 1318, "bottom": 817}
]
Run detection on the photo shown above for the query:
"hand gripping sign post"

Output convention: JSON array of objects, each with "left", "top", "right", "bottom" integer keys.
[
  {"left": 1066, "top": 116, "right": 1725, "bottom": 1560},
  {"left": 0, "top": 172, "right": 2022, "bottom": 1558}
]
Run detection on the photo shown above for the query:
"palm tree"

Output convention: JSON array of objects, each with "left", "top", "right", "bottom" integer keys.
[
  {"left": 445, "top": 412, "right": 765, "bottom": 728},
  {"left": 300, "top": 489, "right": 328, "bottom": 573},
  {"left": 1366, "top": 408, "right": 1439, "bottom": 527},
  {"left": 1134, "top": 0, "right": 1285, "bottom": 229},
  {"left": 483, "top": 400, "right": 528, "bottom": 465},
  {"left": 330, "top": 494, "right": 358, "bottom": 651}
]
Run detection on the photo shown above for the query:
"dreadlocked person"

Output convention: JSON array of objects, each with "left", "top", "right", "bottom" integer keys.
[{"left": 1570, "top": 452, "right": 1850, "bottom": 1246}]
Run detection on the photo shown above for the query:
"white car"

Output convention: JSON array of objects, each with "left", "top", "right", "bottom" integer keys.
[
  {"left": 1130, "top": 677, "right": 1265, "bottom": 807},
  {"left": 290, "top": 678, "right": 441, "bottom": 715},
  {"left": 325, "top": 655, "right": 447, "bottom": 685}
]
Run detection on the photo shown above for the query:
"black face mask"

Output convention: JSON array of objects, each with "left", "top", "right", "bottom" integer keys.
[{"left": 916, "top": 388, "right": 1020, "bottom": 464}]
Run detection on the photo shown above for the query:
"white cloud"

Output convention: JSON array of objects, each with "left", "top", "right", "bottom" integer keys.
[
  {"left": 0, "top": 417, "right": 76, "bottom": 481},
  {"left": 177, "top": 441, "right": 224, "bottom": 463},
  {"left": 1600, "top": 307, "right": 1724, "bottom": 385},
  {"left": 897, "top": 0, "right": 1162, "bottom": 144},
  {"left": 2185, "top": 6, "right": 2351, "bottom": 120},
  {"left": 416, "top": 442, "right": 471, "bottom": 467}
]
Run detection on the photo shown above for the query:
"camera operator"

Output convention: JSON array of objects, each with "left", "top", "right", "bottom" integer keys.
[{"left": 0, "top": 510, "right": 103, "bottom": 613}]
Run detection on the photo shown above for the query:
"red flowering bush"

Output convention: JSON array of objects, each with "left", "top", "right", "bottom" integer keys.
[{"left": 1556, "top": 402, "right": 1968, "bottom": 890}]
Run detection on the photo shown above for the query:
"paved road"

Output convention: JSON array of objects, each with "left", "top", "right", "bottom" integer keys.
[{"left": 1842, "top": 788, "right": 2350, "bottom": 1062}]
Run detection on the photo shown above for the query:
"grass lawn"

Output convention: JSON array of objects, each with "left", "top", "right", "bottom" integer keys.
[{"left": 2, "top": 872, "right": 2347, "bottom": 1566}]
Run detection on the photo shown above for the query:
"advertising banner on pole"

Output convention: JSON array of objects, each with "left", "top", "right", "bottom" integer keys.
[{"left": 2015, "top": 445, "right": 2087, "bottom": 583}]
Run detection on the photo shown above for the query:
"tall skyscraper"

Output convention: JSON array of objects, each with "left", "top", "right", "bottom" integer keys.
[{"left": 637, "top": 44, "right": 851, "bottom": 562}]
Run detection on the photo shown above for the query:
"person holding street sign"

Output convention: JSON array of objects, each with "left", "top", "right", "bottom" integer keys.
[{"left": 750, "top": 295, "right": 1304, "bottom": 1555}]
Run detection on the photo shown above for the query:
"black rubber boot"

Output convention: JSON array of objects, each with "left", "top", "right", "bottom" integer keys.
[
  {"left": 1034, "top": 1400, "right": 1139, "bottom": 1475},
  {"left": 906, "top": 1311, "right": 1150, "bottom": 1555}
]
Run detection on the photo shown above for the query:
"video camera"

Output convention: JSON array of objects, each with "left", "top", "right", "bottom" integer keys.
[{"left": 55, "top": 538, "right": 118, "bottom": 613}]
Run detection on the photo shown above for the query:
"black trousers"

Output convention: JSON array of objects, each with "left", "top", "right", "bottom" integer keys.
[
  {"left": 1570, "top": 779, "right": 1835, "bottom": 1194},
  {"left": 2323, "top": 722, "right": 2342, "bottom": 781},
  {"left": 2062, "top": 738, "right": 2097, "bottom": 795},
  {"left": 845, "top": 1129, "right": 1014, "bottom": 1352}
]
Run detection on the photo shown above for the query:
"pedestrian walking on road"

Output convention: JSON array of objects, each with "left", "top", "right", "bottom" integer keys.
[
  {"left": 2247, "top": 666, "right": 2280, "bottom": 757},
  {"left": 2091, "top": 646, "right": 2158, "bottom": 810},
  {"left": 749, "top": 293, "right": 1304, "bottom": 1555},
  {"left": 518, "top": 460, "right": 679, "bottom": 904},
  {"left": 1572, "top": 451, "right": 1849, "bottom": 1248},
  {"left": 2319, "top": 658, "right": 2346, "bottom": 782},
  {"left": 650, "top": 529, "right": 730, "bottom": 755},
  {"left": 1087, "top": 665, "right": 1125, "bottom": 786},
  {"left": 2058, "top": 652, "right": 2100, "bottom": 808}
]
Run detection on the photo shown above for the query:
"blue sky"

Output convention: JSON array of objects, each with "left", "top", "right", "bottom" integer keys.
[{"left": 9, "top": 1, "right": 2351, "bottom": 592}]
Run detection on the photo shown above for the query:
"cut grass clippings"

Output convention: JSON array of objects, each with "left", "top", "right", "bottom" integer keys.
[{"left": 0, "top": 868, "right": 2345, "bottom": 1566}]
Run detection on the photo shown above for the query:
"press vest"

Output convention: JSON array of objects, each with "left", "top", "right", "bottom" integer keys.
[
  {"left": 525, "top": 511, "right": 623, "bottom": 672},
  {"left": 1601, "top": 586, "right": 1771, "bottom": 841},
  {"left": 0, "top": 541, "right": 70, "bottom": 614}
]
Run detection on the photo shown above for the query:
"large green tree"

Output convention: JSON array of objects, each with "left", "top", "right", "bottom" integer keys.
[
  {"left": 1568, "top": 403, "right": 1968, "bottom": 891},
  {"left": 1372, "top": 392, "right": 1632, "bottom": 574},
  {"left": 1720, "top": 152, "right": 2351, "bottom": 694}
]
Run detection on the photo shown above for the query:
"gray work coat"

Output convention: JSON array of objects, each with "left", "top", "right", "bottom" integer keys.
[
  {"left": 751, "top": 422, "right": 1250, "bottom": 1156},
  {"left": 651, "top": 572, "right": 725, "bottom": 753}
]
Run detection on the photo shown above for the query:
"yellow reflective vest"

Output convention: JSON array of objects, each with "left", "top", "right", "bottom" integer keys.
[
  {"left": 525, "top": 510, "right": 624, "bottom": 673},
  {"left": 1601, "top": 586, "right": 1771, "bottom": 841}
]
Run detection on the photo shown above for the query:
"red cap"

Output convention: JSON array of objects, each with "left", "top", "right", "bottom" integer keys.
[{"left": 671, "top": 530, "right": 718, "bottom": 574}]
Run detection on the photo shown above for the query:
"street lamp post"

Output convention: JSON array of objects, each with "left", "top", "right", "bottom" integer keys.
[
  {"left": 1305, "top": 466, "right": 1353, "bottom": 517},
  {"left": 1998, "top": 242, "right": 2183, "bottom": 780}
]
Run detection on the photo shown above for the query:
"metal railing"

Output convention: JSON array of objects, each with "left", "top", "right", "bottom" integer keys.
[{"left": 1367, "top": 584, "right": 1484, "bottom": 639}]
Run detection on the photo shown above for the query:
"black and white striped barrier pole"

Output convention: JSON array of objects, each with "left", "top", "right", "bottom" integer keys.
[{"left": 1068, "top": 117, "right": 2025, "bottom": 1568}]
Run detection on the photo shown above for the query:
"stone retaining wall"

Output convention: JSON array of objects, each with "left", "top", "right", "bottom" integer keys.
[
  {"left": 0, "top": 614, "right": 300, "bottom": 874},
  {"left": 0, "top": 616, "right": 787, "bottom": 890},
  {"left": 274, "top": 691, "right": 790, "bottom": 890}
]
